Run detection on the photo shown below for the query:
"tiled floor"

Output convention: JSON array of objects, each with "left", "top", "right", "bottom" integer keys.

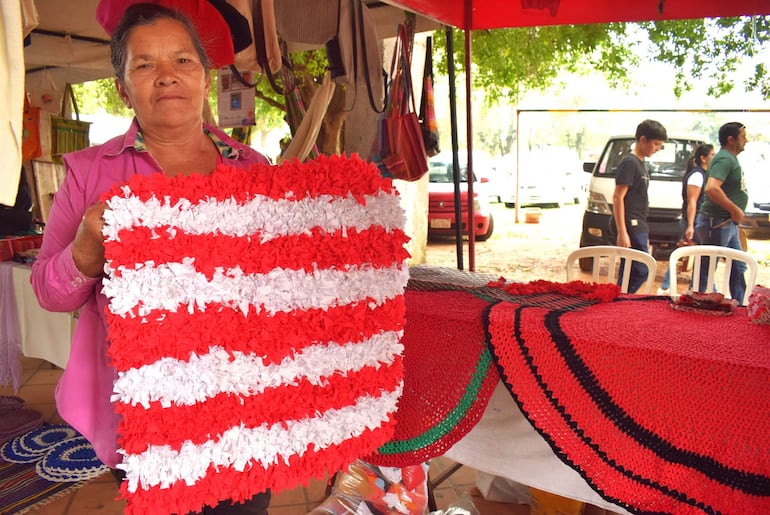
[{"left": 2, "top": 357, "right": 532, "bottom": 515}]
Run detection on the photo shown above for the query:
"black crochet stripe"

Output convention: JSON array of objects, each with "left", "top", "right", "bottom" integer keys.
[
  {"left": 482, "top": 301, "right": 718, "bottom": 515},
  {"left": 547, "top": 297, "right": 770, "bottom": 497}
]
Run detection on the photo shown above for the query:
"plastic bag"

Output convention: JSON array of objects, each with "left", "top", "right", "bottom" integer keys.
[
  {"left": 428, "top": 493, "right": 480, "bottom": 515},
  {"left": 309, "top": 459, "right": 428, "bottom": 514}
]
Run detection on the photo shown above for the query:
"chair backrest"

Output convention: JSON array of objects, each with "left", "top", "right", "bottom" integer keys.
[
  {"left": 667, "top": 245, "right": 758, "bottom": 305},
  {"left": 566, "top": 245, "right": 657, "bottom": 294}
]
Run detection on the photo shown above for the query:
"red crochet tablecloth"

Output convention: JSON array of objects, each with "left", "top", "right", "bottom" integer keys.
[
  {"left": 489, "top": 294, "right": 770, "bottom": 514},
  {"left": 370, "top": 266, "right": 598, "bottom": 466},
  {"left": 371, "top": 266, "right": 770, "bottom": 515}
]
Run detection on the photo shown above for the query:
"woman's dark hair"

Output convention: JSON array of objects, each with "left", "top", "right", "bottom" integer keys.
[
  {"left": 110, "top": 3, "right": 211, "bottom": 81},
  {"left": 686, "top": 143, "right": 715, "bottom": 173}
]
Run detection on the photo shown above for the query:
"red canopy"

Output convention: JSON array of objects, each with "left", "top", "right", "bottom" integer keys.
[
  {"left": 379, "top": 0, "right": 770, "bottom": 270},
  {"left": 383, "top": 0, "right": 770, "bottom": 30}
]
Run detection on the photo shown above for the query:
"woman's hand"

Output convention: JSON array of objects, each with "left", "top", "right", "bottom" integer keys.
[{"left": 72, "top": 202, "right": 108, "bottom": 278}]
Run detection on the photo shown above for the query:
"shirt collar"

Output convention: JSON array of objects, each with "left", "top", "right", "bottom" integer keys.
[{"left": 107, "top": 118, "right": 239, "bottom": 159}]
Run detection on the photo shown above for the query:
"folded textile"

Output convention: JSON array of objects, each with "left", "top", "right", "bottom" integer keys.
[
  {"left": 0, "top": 409, "right": 43, "bottom": 445},
  {"left": 748, "top": 285, "right": 770, "bottom": 324},
  {"left": 673, "top": 290, "right": 737, "bottom": 314},
  {"left": 0, "top": 395, "right": 24, "bottom": 410}
]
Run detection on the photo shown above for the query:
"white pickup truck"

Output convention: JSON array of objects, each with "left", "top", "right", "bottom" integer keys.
[{"left": 578, "top": 134, "right": 706, "bottom": 270}]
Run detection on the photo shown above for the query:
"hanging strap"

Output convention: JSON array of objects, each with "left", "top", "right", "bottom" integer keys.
[
  {"left": 356, "top": 0, "right": 386, "bottom": 113},
  {"left": 230, "top": 0, "right": 296, "bottom": 94},
  {"left": 380, "top": 24, "right": 401, "bottom": 116},
  {"left": 399, "top": 25, "right": 418, "bottom": 117},
  {"left": 386, "top": 24, "right": 417, "bottom": 117},
  {"left": 60, "top": 83, "right": 80, "bottom": 121},
  {"left": 418, "top": 36, "right": 433, "bottom": 121}
]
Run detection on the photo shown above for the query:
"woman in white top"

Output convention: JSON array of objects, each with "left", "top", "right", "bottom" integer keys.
[{"left": 658, "top": 143, "right": 715, "bottom": 293}]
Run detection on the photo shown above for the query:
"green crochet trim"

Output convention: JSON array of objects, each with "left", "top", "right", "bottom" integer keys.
[{"left": 377, "top": 347, "right": 493, "bottom": 455}]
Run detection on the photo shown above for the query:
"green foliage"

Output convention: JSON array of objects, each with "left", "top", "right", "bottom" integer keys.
[
  {"left": 434, "top": 23, "right": 636, "bottom": 105},
  {"left": 640, "top": 16, "right": 770, "bottom": 98},
  {"left": 430, "top": 17, "right": 769, "bottom": 158},
  {"left": 290, "top": 49, "right": 330, "bottom": 79},
  {"left": 72, "top": 79, "right": 132, "bottom": 116},
  {"left": 433, "top": 17, "right": 769, "bottom": 107}
]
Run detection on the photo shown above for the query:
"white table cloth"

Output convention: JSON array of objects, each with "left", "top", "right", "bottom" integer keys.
[
  {"left": 7, "top": 262, "right": 74, "bottom": 370},
  {"left": 444, "top": 382, "right": 630, "bottom": 513}
]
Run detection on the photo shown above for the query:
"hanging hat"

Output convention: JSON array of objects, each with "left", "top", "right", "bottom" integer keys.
[
  {"left": 96, "top": 0, "right": 235, "bottom": 68},
  {"left": 206, "top": 0, "right": 253, "bottom": 54}
]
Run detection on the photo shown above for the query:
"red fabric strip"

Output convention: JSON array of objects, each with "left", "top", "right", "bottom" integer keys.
[
  {"left": 106, "top": 225, "right": 410, "bottom": 277},
  {"left": 116, "top": 358, "right": 403, "bottom": 453},
  {"left": 107, "top": 296, "right": 405, "bottom": 369},
  {"left": 119, "top": 426, "right": 394, "bottom": 515},
  {"left": 100, "top": 155, "right": 394, "bottom": 205}
]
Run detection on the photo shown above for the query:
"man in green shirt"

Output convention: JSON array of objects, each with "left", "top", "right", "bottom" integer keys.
[{"left": 694, "top": 122, "right": 749, "bottom": 302}]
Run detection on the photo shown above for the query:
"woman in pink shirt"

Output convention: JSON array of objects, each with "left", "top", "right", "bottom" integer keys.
[{"left": 31, "top": 4, "right": 270, "bottom": 514}]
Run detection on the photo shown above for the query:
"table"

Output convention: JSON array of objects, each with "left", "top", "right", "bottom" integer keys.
[
  {"left": 372, "top": 265, "right": 770, "bottom": 515},
  {"left": 0, "top": 262, "right": 75, "bottom": 389},
  {"left": 445, "top": 382, "right": 630, "bottom": 513}
]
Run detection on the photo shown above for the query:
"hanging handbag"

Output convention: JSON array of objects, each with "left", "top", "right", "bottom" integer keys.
[
  {"left": 418, "top": 36, "right": 440, "bottom": 157},
  {"left": 223, "top": 0, "right": 281, "bottom": 74},
  {"left": 221, "top": 0, "right": 295, "bottom": 94},
  {"left": 373, "top": 25, "right": 428, "bottom": 182},
  {"left": 50, "top": 84, "right": 91, "bottom": 164},
  {"left": 22, "top": 94, "right": 42, "bottom": 161}
]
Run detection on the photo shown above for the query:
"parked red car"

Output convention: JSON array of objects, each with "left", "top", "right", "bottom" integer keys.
[{"left": 427, "top": 160, "right": 494, "bottom": 241}]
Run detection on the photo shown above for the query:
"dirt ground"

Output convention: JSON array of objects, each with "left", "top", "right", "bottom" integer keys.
[{"left": 425, "top": 202, "right": 770, "bottom": 289}]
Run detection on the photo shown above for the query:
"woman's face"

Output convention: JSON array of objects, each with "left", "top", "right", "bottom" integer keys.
[
  {"left": 701, "top": 149, "right": 715, "bottom": 170},
  {"left": 115, "top": 18, "right": 209, "bottom": 135}
]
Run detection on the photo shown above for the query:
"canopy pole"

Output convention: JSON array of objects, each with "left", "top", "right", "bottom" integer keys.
[
  {"left": 464, "top": 3, "right": 475, "bottom": 271},
  {"left": 515, "top": 109, "right": 521, "bottom": 223},
  {"left": 445, "top": 26, "right": 464, "bottom": 270}
]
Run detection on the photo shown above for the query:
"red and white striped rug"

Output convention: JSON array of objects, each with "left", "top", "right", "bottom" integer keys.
[{"left": 101, "top": 155, "right": 410, "bottom": 515}]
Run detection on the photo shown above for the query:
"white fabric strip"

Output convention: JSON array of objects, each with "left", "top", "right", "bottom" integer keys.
[
  {"left": 112, "top": 331, "right": 404, "bottom": 408},
  {"left": 103, "top": 263, "right": 409, "bottom": 318},
  {"left": 119, "top": 385, "right": 403, "bottom": 492},
  {"left": 103, "top": 191, "right": 405, "bottom": 242}
]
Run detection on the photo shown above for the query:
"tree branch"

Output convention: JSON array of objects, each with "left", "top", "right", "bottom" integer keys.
[{"left": 254, "top": 90, "right": 286, "bottom": 112}]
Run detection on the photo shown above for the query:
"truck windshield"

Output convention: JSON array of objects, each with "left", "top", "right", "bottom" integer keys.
[{"left": 596, "top": 138, "right": 704, "bottom": 182}]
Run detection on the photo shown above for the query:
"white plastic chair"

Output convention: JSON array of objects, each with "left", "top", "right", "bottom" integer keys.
[
  {"left": 667, "top": 245, "right": 758, "bottom": 305},
  {"left": 566, "top": 246, "right": 657, "bottom": 294}
]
